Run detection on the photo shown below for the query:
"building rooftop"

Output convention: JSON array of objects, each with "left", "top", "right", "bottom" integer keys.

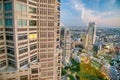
[
  {"left": 0, "top": 60, "right": 39, "bottom": 73},
  {"left": 0, "top": 66, "right": 16, "bottom": 73}
]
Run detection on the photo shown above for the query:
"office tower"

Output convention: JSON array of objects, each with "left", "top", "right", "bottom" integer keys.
[
  {"left": 81, "top": 33, "right": 88, "bottom": 49},
  {"left": 60, "top": 27, "right": 71, "bottom": 63},
  {"left": 0, "top": 0, "right": 62, "bottom": 80},
  {"left": 64, "top": 29, "right": 71, "bottom": 63},
  {"left": 88, "top": 22, "right": 96, "bottom": 45}
]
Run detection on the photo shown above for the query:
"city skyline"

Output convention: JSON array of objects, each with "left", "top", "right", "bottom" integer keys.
[{"left": 61, "top": 0, "right": 120, "bottom": 27}]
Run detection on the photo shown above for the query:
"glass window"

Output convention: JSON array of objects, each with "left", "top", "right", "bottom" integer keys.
[
  {"left": 7, "top": 55, "right": 15, "bottom": 60},
  {"left": 0, "top": 33, "right": 4, "bottom": 40},
  {"left": 5, "top": 18, "right": 13, "bottom": 26},
  {"left": 30, "top": 44, "right": 37, "bottom": 50},
  {"left": 20, "top": 75, "right": 28, "bottom": 80},
  {"left": 17, "top": 19, "right": 27, "bottom": 26},
  {"left": 29, "top": 7, "right": 36, "bottom": 13},
  {"left": 22, "top": 5, "right": 27, "bottom": 12},
  {"left": 5, "top": 13, "right": 12, "bottom": 16},
  {"left": 29, "top": 20, "right": 36, "bottom": 26},
  {"left": 20, "top": 59, "right": 28, "bottom": 67},
  {"left": 0, "top": 28, "right": 3, "bottom": 31},
  {"left": 0, "top": 47, "right": 5, "bottom": 54},
  {"left": 8, "top": 60, "right": 15, "bottom": 68},
  {"left": 4, "top": 2, "right": 12, "bottom": 11},
  {"left": 16, "top": 3, "right": 27, "bottom": 12},
  {"left": 5, "top": 28, "right": 13, "bottom": 31},
  {"left": 30, "top": 55, "right": 37, "bottom": 62},
  {"left": 6, "top": 33, "right": 13, "bottom": 40},
  {"left": 19, "top": 46, "right": 28, "bottom": 54},
  {"left": 58, "top": 0, "right": 60, "bottom": 2},
  {"left": 7, "top": 47, "right": 14, "bottom": 55},
  {"left": 0, "top": 60, "right": 6, "bottom": 68},
  {"left": 17, "top": 19, "right": 22, "bottom": 26},
  {"left": 6, "top": 42, "right": 14, "bottom": 46},
  {"left": 0, "top": 3, "right": 2, "bottom": 11},
  {"left": 18, "top": 34, "right": 27, "bottom": 41},
  {"left": 31, "top": 68, "right": 38, "bottom": 74},
  {"left": 16, "top": 3, "right": 21, "bottom": 11},
  {"left": 57, "top": 6, "right": 60, "bottom": 11},
  {"left": 22, "top": 20, "right": 27, "bottom": 26},
  {"left": 0, "top": 19, "right": 2, "bottom": 26}
]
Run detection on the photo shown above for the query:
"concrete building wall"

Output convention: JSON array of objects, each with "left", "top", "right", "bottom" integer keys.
[
  {"left": 0, "top": 0, "right": 8, "bottom": 70},
  {"left": 0, "top": 0, "right": 62, "bottom": 80}
]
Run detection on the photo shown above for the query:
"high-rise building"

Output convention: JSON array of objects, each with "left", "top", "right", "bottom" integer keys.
[
  {"left": 88, "top": 22, "right": 96, "bottom": 45},
  {"left": 0, "top": 0, "right": 62, "bottom": 80},
  {"left": 81, "top": 33, "right": 88, "bottom": 49},
  {"left": 60, "top": 27, "right": 71, "bottom": 63}
]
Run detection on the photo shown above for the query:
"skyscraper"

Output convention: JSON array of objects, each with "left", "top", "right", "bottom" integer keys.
[
  {"left": 88, "top": 22, "right": 96, "bottom": 45},
  {"left": 0, "top": 0, "right": 62, "bottom": 80},
  {"left": 60, "top": 27, "right": 71, "bottom": 63},
  {"left": 81, "top": 33, "right": 88, "bottom": 49}
]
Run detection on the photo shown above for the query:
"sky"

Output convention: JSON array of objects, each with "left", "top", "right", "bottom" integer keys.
[{"left": 61, "top": 0, "right": 120, "bottom": 27}]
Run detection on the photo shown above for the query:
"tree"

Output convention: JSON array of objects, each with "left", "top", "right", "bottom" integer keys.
[{"left": 61, "top": 68, "right": 66, "bottom": 75}]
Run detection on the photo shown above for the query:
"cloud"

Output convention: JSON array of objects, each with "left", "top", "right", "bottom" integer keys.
[
  {"left": 70, "top": 0, "right": 120, "bottom": 26},
  {"left": 110, "top": 0, "right": 116, "bottom": 4}
]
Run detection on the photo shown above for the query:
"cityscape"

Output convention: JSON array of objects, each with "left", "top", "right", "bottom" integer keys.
[{"left": 0, "top": 0, "right": 120, "bottom": 80}]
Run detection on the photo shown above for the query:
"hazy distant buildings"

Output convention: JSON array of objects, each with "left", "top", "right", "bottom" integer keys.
[
  {"left": 88, "top": 22, "right": 96, "bottom": 45},
  {"left": 0, "top": 0, "right": 62, "bottom": 80},
  {"left": 80, "top": 22, "right": 96, "bottom": 50},
  {"left": 61, "top": 27, "right": 71, "bottom": 63},
  {"left": 81, "top": 33, "right": 88, "bottom": 49}
]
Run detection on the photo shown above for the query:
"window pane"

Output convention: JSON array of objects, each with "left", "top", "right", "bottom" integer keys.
[
  {"left": 5, "top": 18, "right": 13, "bottom": 26},
  {"left": 0, "top": 47, "right": 5, "bottom": 54},
  {"left": 22, "top": 20, "right": 27, "bottom": 26},
  {"left": 20, "top": 75, "right": 28, "bottom": 80},
  {"left": 0, "top": 19, "right": 2, "bottom": 26},
  {"left": 17, "top": 19, "right": 27, "bottom": 26},
  {"left": 5, "top": 13, "right": 12, "bottom": 17},
  {"left": 0, "top": 33, "right": 4, "bottom": 40},
  {"left": 18, "top": 34, "right": 27, "bottom": 41},
  {"left": 6, "top": 33, "right": 13, "bottom": 40},
  {"left": 17, "top": 19, "right": 22, "bottom": 26},
  {"left": 4, "top": 2, "right": 12, "bottom": 11},
  {"left": 20, "top": 59, "right": 28, "bottom": 67},
  {"left": 19, "top": 46, "right": 28, "bottom": 54},
  {"left": 31, "top": 68, "right": 38, "bottom": 74},
  {"left": 8, "top": 60, "right": 15, "bottom": 68},
  {"left": 16, "top": 3, "right": 27, "bottom": 12},
  {"left": 0, "top": 3, "right": 2, "bottom": 11},
  {"left": 29, "top": 7, "right": 36, "bottom": 13},
  {"left": 22, "top": 5, "right": 27, "bottom": 12},
  {"left": 7, "top": 47, "right": 14, "bottom": 55},
  {"left": 16, "top": 3, "right": 21, "bottom": 11},
  {"left": 29, "top": 20, "right": 36, "bottom": 26}
]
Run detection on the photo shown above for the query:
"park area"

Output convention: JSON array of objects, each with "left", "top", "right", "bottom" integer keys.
[{"left": 62, "top": 59, "right": 108, "bottom": 80}]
